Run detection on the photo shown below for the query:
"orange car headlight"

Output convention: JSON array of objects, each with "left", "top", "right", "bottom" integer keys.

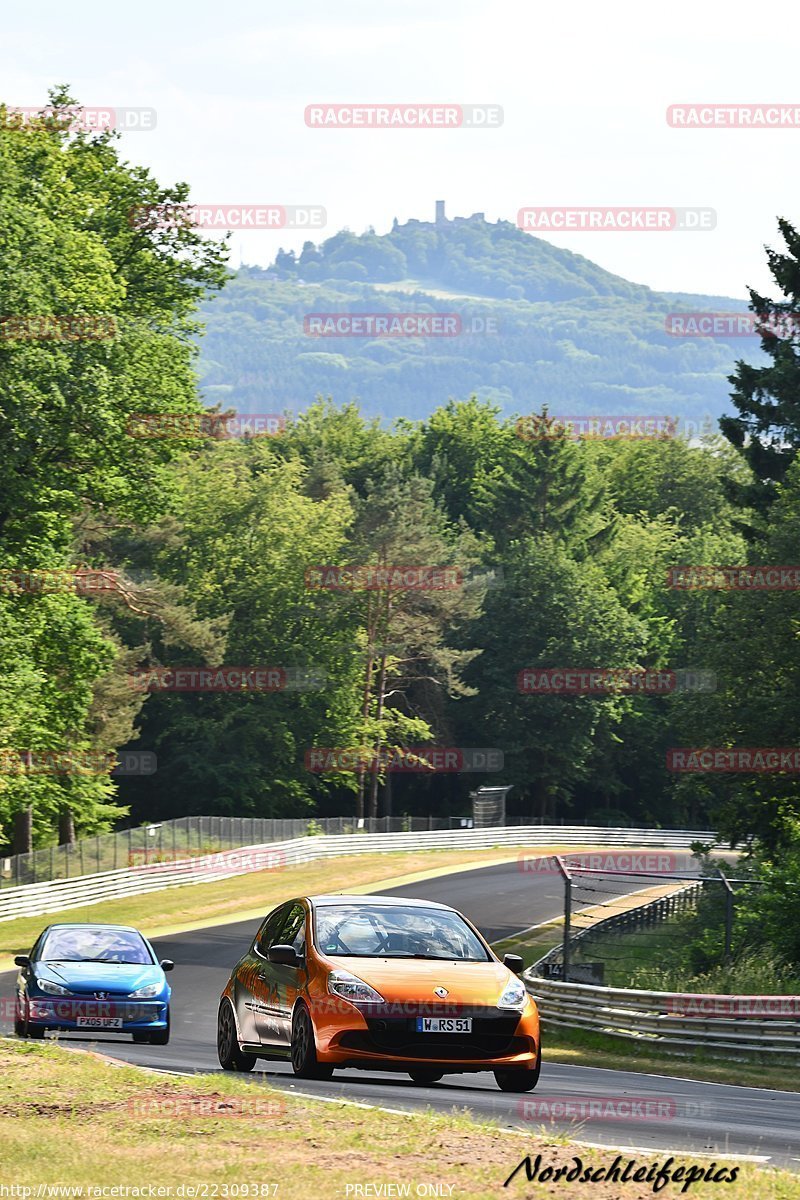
[
  {"left": 327, "top": 970, "right": 385, "bottom": 1005},
  {"left": 497, "top": 976, "right": 528, "bottom": 1011}
]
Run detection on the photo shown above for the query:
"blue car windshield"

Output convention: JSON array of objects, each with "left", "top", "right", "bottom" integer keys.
[{"left": 40, "top": 928, "right": 152, "bottom": 965}]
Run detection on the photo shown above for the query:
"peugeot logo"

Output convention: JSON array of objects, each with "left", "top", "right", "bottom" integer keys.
[
  {"left": 433, "top": 986, "right": 449, "bottom": 999},
  {"left": 94, "top": 992, "right": 110, "bottom": 1000}
]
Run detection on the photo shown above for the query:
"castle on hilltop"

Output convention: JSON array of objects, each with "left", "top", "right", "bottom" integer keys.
[{"left": 434, "top": 200, "right": 485, "bottom": 226}]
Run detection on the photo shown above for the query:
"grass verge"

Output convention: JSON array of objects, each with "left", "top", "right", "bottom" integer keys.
[{"left": 1, "top": 1040, "right": 795, "bottom": 1199}]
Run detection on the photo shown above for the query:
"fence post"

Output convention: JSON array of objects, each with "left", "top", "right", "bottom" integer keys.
[
  {"left": 718, "top": 869, "right": 734, "bottom": 965},
  {"left": 555, "top": 856, "right": 572, "bottom": 982}
]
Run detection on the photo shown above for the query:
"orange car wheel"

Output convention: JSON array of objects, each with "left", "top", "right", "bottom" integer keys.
[
  {"left": 408, "top": 1070, "right": 444, "bottom": 1084},
  {"left": 493, "top": 1044, "right": 541, "bottom": 1093},
  {"left": 291, "top": 1005, "right": 334, "bottom": 1080},
  {"left": 217, "top": 1000, "right": 256, "bottom": 1072}
]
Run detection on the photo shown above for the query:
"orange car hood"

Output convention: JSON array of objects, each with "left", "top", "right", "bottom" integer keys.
[{"left": 329, "top": 956, "right": 513, "bottom": 1003}]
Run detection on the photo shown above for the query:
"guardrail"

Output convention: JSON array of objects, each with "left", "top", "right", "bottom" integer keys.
[
  {"left": 524, "top": 882, "right": 798, "bottom": 1057},
  {"left": 524, "top": 976, "right": 800, "bottom": 1056},
  {"left": 0, "top": 825, "right": 712, "bottom": 923}
]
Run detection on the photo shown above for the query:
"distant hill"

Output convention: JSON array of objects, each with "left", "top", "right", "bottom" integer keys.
[{"left": 196, "top": 209, "right": 757, "bottom": 427}]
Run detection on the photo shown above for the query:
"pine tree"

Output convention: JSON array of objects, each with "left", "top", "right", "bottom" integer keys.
[{"left": 721, "top": 219, "right": 800, "bottom": 523}]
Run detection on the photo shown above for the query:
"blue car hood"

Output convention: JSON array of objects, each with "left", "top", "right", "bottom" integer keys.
[{"left": 36, "top": 961, "right": 164, "bottom": 995}]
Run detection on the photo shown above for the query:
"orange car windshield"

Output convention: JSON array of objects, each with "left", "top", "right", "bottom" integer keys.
[{"left": 313, "top": 905, "right": 490, "bottom": 960}]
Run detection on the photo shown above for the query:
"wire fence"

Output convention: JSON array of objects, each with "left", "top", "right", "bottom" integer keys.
[
  {"left": 0, "top": 816, "right": 715, "bottom": 890},
  {"left": 0, "top": 815, "right": 472, "bottom": 889},
  {"left": 529, "top": 853, "right": 756, "bottom": 988}
]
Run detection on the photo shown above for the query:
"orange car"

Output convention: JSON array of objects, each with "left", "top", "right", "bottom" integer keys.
[{"left": 217, "top": 893, "right": 540, "bottom": 1092}]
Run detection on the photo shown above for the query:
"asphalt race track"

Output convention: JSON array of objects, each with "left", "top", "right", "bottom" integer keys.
[{"left": 2, "top": 858, "right": 799, "bottom": 1169}]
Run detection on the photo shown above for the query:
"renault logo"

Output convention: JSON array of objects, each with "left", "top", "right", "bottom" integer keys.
[{"left": 433, "top": 986, "right": 449, "bottom": 999}]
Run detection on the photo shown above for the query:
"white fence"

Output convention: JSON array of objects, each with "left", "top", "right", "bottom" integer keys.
[{"left": 0, "top": 825, "right": 710, "bottom": 923}]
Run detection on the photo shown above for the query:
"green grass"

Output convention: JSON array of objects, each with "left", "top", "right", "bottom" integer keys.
[{"left": 2, "top": 1039, "right": 797, "bottom": 1199}]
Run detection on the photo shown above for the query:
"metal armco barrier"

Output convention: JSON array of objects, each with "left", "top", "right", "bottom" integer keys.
[
  {"left": 0, "top": 825, "right": 710, "bottom": 923},
  {"left": 524, "top": 976, "right": 800, "bottom": 1056},
  {"left": 525, "top": 883, "right": 798, "bottom": 1057}
]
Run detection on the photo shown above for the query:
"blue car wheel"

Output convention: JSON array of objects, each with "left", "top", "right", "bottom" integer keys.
[{"left": 132, "top": 1009, "right": 170, "bottom": 1045}]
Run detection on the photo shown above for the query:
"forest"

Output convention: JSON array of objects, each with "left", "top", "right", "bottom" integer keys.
[{"left": 2, "top": 96, "right": 800, "bottom": 968}]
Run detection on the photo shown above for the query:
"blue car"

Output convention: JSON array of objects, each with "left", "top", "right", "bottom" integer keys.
[{"left": 14, "top": 922, "right": 173, "bottom": 1044}]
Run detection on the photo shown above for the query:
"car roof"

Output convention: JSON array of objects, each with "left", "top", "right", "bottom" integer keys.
[
  {"left": 307, "top": 894, "right": 454, "bottom": 910},
  {"left": 42, "top": 923, "right": 145, "bottom": 934}
]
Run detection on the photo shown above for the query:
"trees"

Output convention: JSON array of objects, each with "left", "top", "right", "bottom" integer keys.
[
  {"left": 342, "top": 469, "right": 485, "bottom": 818},
  {"left": 461, "top": 538, "right": 646, "bottom": 821},
  {"left": 117, "top": 445, "right": 360, "bottom": 820},
  {"left": 0, "top": 90, "right": 226, "bottom": 846},
  {"left": 721, "top": 219, "right": 800, "bottom": 521}
]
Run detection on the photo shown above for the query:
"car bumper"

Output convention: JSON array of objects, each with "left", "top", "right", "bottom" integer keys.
[
  {"left": 309, "top": 998, "right": 540, "bottom": 1070},
  {"left": 22, "top": 997, "right": 168, "bottom": 1031}
]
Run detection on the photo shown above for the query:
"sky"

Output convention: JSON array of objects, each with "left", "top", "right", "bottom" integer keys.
[{"left": 3, "top": 0, "right": 799, "bottom": 299}]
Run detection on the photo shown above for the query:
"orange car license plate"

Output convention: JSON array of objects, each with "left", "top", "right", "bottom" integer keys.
[{"left": 415, "top": 1017, "right": 472, "bottom": 1033}]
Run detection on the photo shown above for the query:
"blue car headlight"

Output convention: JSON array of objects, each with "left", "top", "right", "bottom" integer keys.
[
  {"left": 36, "top": 977, "right": 71, "bottom": 996},
  {"left": 129, "top": 981, "right": 161, "bottom": 999}
]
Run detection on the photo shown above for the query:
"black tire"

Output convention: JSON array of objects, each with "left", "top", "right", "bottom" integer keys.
[
  {"left": 217, "top": 1000, "right": 256, "bottom": 1072},
  {"left": 408, "top": 1069, "right": 444, "bottom": 1084},
  {"left": 132, "top": 1031, "right": 150, "bottom": 1044},
  {"left": 148, "top": 1013, "right": 170, "bottom": 1046},
  {"left": 14, "top": 1005, "right": 26, "bottom": 1038},
  {"left": 290, "top": 1005, "right": 333, "bottom": 1080},
  {"left": 494, "top": 1045, "right": 541, "bottom": 1093},
  {"left": 26, "top": 1024, "right": 45, "bottom": 1040}
]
